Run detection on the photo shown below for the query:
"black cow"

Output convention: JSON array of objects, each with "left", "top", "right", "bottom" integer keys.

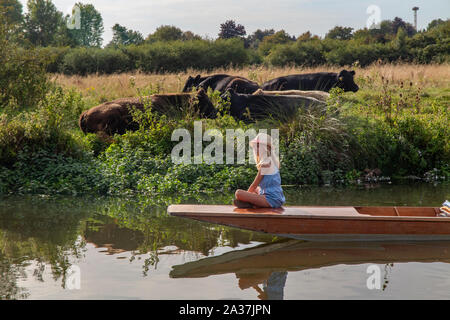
[
  {"left": 183, "top": 74, "right": 260, "bottom": 94},
  {"left": 220, "top": 88, "right": 324, "bottom": 122},
  {"left": 261, "top": 70, "right": 359, "bottom": 92}
]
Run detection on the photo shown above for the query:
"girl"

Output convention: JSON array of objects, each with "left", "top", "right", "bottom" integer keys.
[{"left": 234, "top": 133, "right": 286, "bottom": 208}]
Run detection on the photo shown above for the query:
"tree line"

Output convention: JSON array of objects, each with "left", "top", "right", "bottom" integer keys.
[{"left": 1, "top": 0, "right": 449, "bottom": 75}]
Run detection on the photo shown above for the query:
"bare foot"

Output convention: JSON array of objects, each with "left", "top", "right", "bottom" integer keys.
[{"left": 233, "top": 199, "right": 254, "bottom": 209}]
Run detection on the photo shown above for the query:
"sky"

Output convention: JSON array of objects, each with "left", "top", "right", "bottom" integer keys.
[{"left": 18, "top": 0, "right": 450, "bottom": 46}]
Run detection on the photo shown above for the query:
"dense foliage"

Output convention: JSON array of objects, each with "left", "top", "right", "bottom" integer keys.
[
  {"left": 0, "top": 4, "right": 448, "bottom": 196},
  {"left": 0, "top": 67, "right": 448, "bottom": 196},
  {"left": 35, "top": 20, "right": 449, "bottom": 74},
  {"left": 1, "top": 0, "right": 448, "bottom": 74}
]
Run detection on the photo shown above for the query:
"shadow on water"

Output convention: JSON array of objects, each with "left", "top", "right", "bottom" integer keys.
[{"left": 0, "top": 182, "right": 448, "bottom": 299}]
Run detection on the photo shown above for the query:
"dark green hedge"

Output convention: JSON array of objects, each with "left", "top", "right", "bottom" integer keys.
[{"left": 38, "top": 21, "right": 449, "bottom": 75}]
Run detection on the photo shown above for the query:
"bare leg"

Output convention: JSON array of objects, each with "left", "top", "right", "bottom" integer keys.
[{"left": 235, "top": 189, "right": 272, "bottom": 208}]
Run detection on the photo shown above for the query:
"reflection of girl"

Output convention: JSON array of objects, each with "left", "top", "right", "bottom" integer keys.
[
  {"left": 237, "top": 271, "right": 288, "bottom": 300},
  {"left": 234, "top": 133, "right": 286, "bottom": 208}
]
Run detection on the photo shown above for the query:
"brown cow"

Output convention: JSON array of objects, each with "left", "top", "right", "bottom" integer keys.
[{"left": 79, "top": 89, "right": 216, "bottom": 135}]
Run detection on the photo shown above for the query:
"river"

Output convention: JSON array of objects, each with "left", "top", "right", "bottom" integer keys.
[{"left": 0, "top": 183, "right": 449, "bottom": 300}]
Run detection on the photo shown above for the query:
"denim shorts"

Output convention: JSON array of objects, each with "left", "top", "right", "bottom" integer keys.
[{"left": 264, "top": 193, "right": 285, "bottom": 208}]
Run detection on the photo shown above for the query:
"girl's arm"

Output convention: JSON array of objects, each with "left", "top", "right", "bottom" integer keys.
[
  {"left": 248, "top": 160, "right": 271, "bottom": 193},
  {"left": 248, "top": 168, "right": 264, "bottom": 193}
]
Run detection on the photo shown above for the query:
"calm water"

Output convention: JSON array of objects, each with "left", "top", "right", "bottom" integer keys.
[{"left": 1, "top": 183, "right": 449, "bottom": 300}]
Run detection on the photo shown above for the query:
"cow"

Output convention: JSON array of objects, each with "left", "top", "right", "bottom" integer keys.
[
  {"left": 183, "top": 74, "right": 260, "bottom": 94},
  {"left": 220, "top": 88, "right": 324, "bottom": 122},
  {"left": 79, "top": 89, "right": 216, "bottom": 135},
  {"left": 261, "top": 70, "right": 359, "bottom": 92},
  {"left": 252, "top": 89, "right": 330, "bottom": 102}
]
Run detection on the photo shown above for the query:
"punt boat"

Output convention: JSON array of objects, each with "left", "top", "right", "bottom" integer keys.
[{"left": 168, "top": 204, "right": 450, "bottom": 241}]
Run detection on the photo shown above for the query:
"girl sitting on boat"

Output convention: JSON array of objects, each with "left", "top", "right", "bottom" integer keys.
[{"left": 234, "top": 133, "right": 286, "bottom": 209}]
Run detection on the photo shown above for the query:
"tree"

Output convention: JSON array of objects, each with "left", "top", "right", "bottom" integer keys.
[
  {"left": 261, "top": 30, "right": 294, "bottom": 45},
  {"left": 182, "top": 31, "right": 201, "bottom": 41},
  {"left": 258, "top": 30, "right": 295, "bottom": 55},
  {"left": 352, "top": 18, "right": 416, "bottom": 44},
  {"left": 427, "top": 19, "right": 446, "bottom": 31},
  {"left": 218, "top": 20, "right": 246, "bottom": 39},
  {"left": 245, "top": 28, "right": 275, "bottom": 48},
  {"left": 24, "top": 0, "right": 66, "bottom": 46},
  {"left": 69, "top": 3, "right": 104, "bottom": 47},
  {"left": 147, "top": 25, "right": 183, "bottom": 42},
  {"left": 0, "top": 0, "right": 24, "bottom": 42},
  {"left": 325, "top": 26, "right": 353, "bottom": 40},
  {"left": 297, "top": 31, "right": 320, "bottom": 42},
  {"left": 0, "top": 0, "right": 23, "bottom": 25},
  {"left": 146, "top": 26, "right": 201, "bottom": 42},
  {"left": 0, "top": 18, "right": 50, "bottom": 109},
  {"left": 108, "top": 23, "right": 143, "bottom": 47},
  {"left": 394, "top": 27, "right": 407, "bottom": 51},
  {"left": 391, "top": 17, "right": 416, "bottom": 37}
]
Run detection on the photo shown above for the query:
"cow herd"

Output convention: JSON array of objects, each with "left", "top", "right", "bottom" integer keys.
[{"left": 79, "top": 69, "right": 359, "bottom": 135}]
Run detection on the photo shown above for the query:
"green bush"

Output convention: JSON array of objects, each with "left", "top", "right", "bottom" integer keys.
[
  {"left": 38, "top": 46, "right": 71, "bottom": 73},
  {"left": 128, "top": 38, "right": 249, "bottom": 73},
  {"left": 265, "top": 40, "right": 326, "bottom": 67},
  {"left": 60, "top": 47, "right": 97, "bottom": 75},
  {"left": 32, "top": 20, "right": 450, "bottom": 75},
  {"left": 0, "top": 86, "right": 87, "bottom": 168},
  {"left": 60, "top": 47, "right": 132, "bottom": 75},
  {"left": 56, "top": 39, "right": 250, "bottom": 75},
  {"left": 93, "top": 48, "right": 133, "bottom": 74},
  {"left": 0, "top": 24, "right": 50, "bottom": 110}
]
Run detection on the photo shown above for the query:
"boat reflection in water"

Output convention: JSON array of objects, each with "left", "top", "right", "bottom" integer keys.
[{"left": 170, "top": 240, "right": 450, "bottom": 300}]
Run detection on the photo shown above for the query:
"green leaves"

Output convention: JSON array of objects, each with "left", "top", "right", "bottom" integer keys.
[
  {"left": 69, "top": 2, "right": 104, "bottom": 47},
  {"left": 0, "top": 25, "right": 50, "bottom": 110}
]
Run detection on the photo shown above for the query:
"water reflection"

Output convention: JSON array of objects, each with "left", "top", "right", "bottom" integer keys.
[
  {"left": 170, "top": 239, "right": 450, "bottom": 299},
  {"left": 0, "top": 183, "right": 449, "bottom": 299},
  {"left": 236, "top": 271, "right": 288, "bottom": 300},
  {"left": 284, "top": 182, "right": 450, "bottom": 207},
  {"left": 0, "top": 195, "right": 275, "bottom": 298}
]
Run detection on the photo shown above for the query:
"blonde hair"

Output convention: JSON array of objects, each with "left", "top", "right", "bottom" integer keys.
[{"left": 249, "top": 133, "right": 280, "bottom": 174}]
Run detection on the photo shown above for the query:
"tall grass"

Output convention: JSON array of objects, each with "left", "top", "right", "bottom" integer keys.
[{"left": 53, "top": 63, "right": 450, "bottom": 105}]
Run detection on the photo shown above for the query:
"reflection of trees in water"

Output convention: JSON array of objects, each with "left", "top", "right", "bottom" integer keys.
[
  {"left": 1, "top": 186, "right": 448, "bottom": 299},
  {"left": 0, "top": 226, "right": 87, "bottom": 299},
  {"left": 0, "top": 197, "right": 91, "bottom": 299},
  {"left": 0, "top": 195, "right": 277, "bottom": 298},
  {"left": 382, "top": 263, "right": 394, "bottom": 291},
  {"left": 285, "top": 183, "right": 449, "bottom": 207},
  {"left": 0, "top": 254, "right": 29, "bottom": 299},
  {"left": 84, "top": 196, "right": 277, "bottom": 276}
]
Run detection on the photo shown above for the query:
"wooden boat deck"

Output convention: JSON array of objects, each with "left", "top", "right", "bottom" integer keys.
[
  {"left": 168, "top": 204, "right": 442, "bottom": 220},
  {"left": 168, "top": 204, "right": 449, "bottom": 241}
]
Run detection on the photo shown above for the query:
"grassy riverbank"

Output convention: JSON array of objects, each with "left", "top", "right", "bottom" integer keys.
[{"left": 0, "top": 63, "right": 449, "bottom": 197}]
